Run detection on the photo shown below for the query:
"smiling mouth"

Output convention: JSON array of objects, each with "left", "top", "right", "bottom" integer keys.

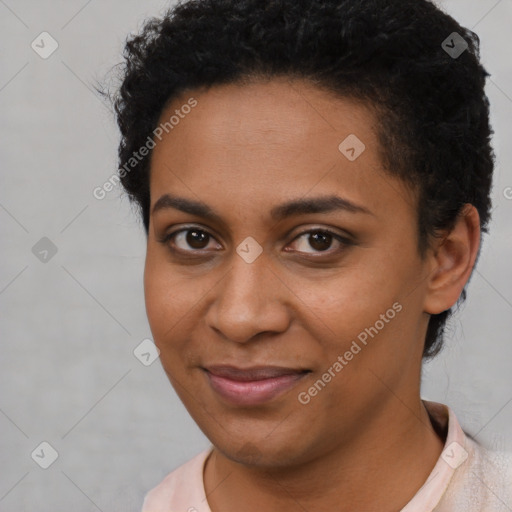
[{"left": 202, "top": 365, "right": 311, "bottom": 406}]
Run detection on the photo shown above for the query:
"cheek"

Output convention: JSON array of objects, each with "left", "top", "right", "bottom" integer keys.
[
  {"left": 143, "top": 253, "right": 194, "bottom": 347},
  {"left": 143, "top": 269, "right": 203, "bottom": 383},
  {"left": 291, "top": 263, "right": 401, "bottom": 330},
  {"left": 143, "top": 249, "right": 224, "bottom": 367},
  {"left": 288, "top": 256, "right": 418, "bottom": 371}
]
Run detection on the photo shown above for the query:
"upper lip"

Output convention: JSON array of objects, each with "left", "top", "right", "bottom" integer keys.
[{"left": 203, "top": 365, "right": 310, "bottom": 381}]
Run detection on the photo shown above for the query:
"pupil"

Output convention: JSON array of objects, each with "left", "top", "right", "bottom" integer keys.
[
  {"left": 310, "top": 232, "right": 332, "bottom": 251},
  {"left": 187, "top": 230, "right": 208, "bottom": 249}
]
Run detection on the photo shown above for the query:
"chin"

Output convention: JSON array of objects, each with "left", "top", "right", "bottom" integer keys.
[{"left": 212, "top": 432, "right": 310, "bottom": 470}]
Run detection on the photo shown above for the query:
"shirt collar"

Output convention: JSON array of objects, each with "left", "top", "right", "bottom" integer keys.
[{"left": 400, "top": 399, "right": 470, "bottom": 511}]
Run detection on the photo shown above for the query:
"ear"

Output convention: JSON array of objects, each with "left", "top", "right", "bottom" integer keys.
[{"left": 423, "top": 204, "right": 481, "bottom": 315}]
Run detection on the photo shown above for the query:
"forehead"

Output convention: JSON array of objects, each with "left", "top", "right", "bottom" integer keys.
[
  {"left": 149, "top": 78, "right": 414, "bottom": 221},
  {"left": 156, "top": 77, "right": 374, "bottom": 154}
]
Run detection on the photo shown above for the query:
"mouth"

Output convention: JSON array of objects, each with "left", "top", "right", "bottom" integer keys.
[{"left": 202, "top": 365, "right": 311, "bottom": 406}]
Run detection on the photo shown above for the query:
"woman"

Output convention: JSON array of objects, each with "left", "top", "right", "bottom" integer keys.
[{"left": 109, "top": 0, "right": 512, "bottom": 510}]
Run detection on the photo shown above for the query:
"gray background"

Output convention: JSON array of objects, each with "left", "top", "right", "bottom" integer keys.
[{"left": 1, "top": 0, "right": 511, "bottom": 510}]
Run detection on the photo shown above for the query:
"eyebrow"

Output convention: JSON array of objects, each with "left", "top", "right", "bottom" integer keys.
[{"left": 151, "top": 193, "right": 374, "bottom": 222}]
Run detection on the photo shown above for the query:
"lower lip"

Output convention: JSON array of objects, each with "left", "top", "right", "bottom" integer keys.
[{"left": 204, "top": 371, "right": 308, "bottom": 406}]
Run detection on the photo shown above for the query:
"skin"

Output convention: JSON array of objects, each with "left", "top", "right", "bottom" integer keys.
[{"left": 144, "top": 77, "right": 481, "bottom": 512}]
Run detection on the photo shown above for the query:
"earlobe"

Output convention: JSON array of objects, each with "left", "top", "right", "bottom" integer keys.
[{"left": 423, "top": 204, "right": 481, "bottom": 315}]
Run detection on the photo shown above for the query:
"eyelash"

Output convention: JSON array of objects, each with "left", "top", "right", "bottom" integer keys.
[{"left": 158, "top": 225, "right": 353, "bottom": 258}]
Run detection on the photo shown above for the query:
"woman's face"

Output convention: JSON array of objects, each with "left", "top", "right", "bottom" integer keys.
[{"left": 144, "top": 78, "right": 433, "bottom": 467}]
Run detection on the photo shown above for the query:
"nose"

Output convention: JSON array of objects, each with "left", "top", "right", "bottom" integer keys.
[{"left": 205, "top": 253, "right": 291, "bottom": 344}]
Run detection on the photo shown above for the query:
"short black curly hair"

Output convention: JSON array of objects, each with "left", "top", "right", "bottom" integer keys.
[{"left": 110, "top": 0, "right": 494, "bottom": 359}]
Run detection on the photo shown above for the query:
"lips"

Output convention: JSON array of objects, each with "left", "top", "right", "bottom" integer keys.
[
  {"left": 203, "top": 365, "right": 311, "bottom": 406},
  {"left": 205, "top": 365, "right": 308, "bottom": 381}
]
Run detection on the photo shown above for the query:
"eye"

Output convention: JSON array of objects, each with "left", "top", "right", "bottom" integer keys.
[
  {"left": 159, "top": 225, "right": 352, "bottom": 257},
  {"left": 288, "top": 229, "right": 351, "bottom": 255},
  {"left": 159, "top": 226, "right": 222, "bottom": 253}
]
